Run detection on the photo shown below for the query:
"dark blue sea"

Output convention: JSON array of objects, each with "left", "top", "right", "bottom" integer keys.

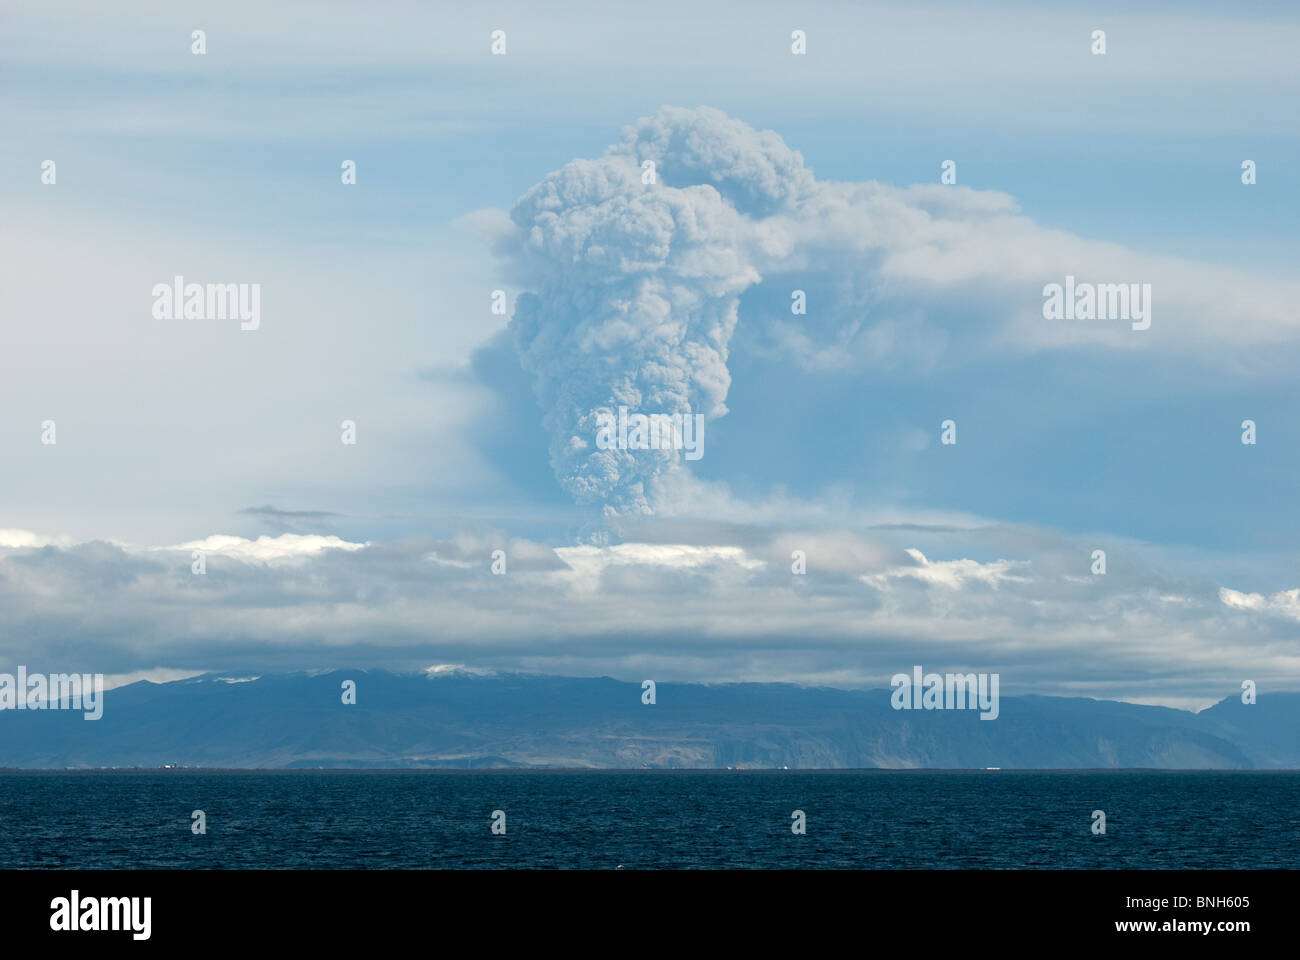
[{"left": 1, "top": 770, "right": 1296, "bottom": 869}]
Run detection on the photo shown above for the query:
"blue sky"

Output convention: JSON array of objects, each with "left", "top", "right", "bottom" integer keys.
[{"left": 2, "top": 0, "right": 1299, "bottom": 708}]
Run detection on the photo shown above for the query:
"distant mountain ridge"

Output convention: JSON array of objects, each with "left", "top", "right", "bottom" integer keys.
[{"left": 2, "top": 670, "right": 1297, "bottom": 769}]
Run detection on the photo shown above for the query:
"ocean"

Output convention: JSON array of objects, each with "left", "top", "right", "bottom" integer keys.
[{"left": 2, "top": 770, "right": 1296, "bottom": 869}]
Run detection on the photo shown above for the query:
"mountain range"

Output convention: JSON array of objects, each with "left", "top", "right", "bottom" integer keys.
[{"left": 2, "top": 670, "right": 1297, "bottom": 769}]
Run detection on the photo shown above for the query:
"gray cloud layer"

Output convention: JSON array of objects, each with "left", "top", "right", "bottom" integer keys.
[{"left": 2, "top": 523, "right": 1295, "bottom": 709}]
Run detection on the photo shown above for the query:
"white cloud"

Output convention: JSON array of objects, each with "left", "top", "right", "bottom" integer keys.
[
  {"left": 1220, "top": 586, "right": 1300, "bottom": 620},
  {"left": 0, "top": 529, "right": 72, "bottom": 549},
  {"left": 166, "top": 534, "right": 368, "bottom": 565},
  {"left": 2, "top": 523, "right": 1297, "bottom": 706},
  {"left": 101, "top": 668, "right": 206, "bottom": 690},
  {"left": 555, "top": 542, "right": 764, "bottom": 583},
  {"left": 863, "top": 548, "right": 1031, "bottom": 590}
]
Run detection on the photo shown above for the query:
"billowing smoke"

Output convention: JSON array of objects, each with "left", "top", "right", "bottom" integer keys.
[
  {"left": 496, "top": 106, "right": 1298, "bottom": 527},
  {"left": 499, "top": 107, "right": 811, "bottom": 522}
]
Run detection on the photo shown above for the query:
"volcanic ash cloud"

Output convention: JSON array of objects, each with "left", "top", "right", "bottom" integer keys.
[{"left": 499, "top": 106, "right": 812, "bottom": 520}]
